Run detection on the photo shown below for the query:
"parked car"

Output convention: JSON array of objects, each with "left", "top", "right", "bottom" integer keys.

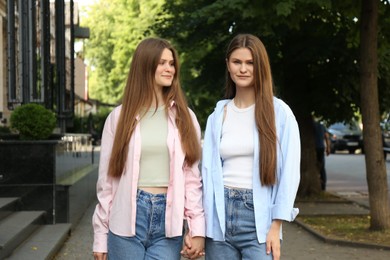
[
  {"left": 381, "top": 118, "right": 390, "bottom": 159},
  {"left": 328, "top": 121, "right": 364, "bottom": 154}
]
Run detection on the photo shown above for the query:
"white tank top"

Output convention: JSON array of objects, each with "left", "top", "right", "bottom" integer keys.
[
  {"left": 220, "top": 100, "right": 254, "bottom": 189},
  {"left": 138, "top": 106, "right": 169, "bottom": 187}
]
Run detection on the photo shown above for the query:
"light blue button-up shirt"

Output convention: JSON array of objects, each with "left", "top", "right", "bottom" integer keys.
[{"left": 202, "top": 97, "right": 301, "bottom": 243}]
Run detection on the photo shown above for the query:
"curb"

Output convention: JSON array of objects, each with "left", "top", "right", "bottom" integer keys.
[
  {"left": 327, "top": 191, "right": 371, "bottom": 209},
  {"left": 293, "top": 218, "right": 390, "bottom": 251}
]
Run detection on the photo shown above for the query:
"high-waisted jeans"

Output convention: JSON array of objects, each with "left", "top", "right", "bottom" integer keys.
[
  {"left": 108, "top": 189, "right": 183, "bottom": 260},
  {"left": 205, "top": 187, "right": 273, "bottom": 260}
]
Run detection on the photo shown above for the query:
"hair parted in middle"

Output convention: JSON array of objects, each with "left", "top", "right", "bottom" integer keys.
[
  {"left": 108, "top": 37, "right": 201, "bottom": 178},
  {"left": 225, "top": 33, "right": 277, "bottom": 186}
]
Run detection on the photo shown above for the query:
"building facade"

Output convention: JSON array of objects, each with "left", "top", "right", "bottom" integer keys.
[{"left": 0, "top": 0, "right": 90, "bottom": 132}]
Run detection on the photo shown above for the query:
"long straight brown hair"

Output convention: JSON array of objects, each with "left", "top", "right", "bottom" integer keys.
[
  {"left": 108, "top": 38, "right": 201, "bottom": 178},
  {"left": 224, "top": 34, "right": 277, "bottom": 186}
]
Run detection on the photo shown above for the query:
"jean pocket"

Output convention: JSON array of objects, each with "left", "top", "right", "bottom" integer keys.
[{"left": 243, "top": 200, "right": 254, "bottom": 210}]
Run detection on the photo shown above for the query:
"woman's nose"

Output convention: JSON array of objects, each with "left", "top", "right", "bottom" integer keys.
[
  {"left": 240, "top": 64, "right": 247, "bottom": 72},
  {"left": 165, "top": 63, "right": 173, "bottom": 71}
]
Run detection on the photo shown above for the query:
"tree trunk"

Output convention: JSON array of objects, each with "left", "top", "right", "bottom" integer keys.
[
  {"left": 296, "top": 112, "right": 322, "bottom": 197},
  {"left": 360, "top": 0, "right": 390, "bottom": 230}
]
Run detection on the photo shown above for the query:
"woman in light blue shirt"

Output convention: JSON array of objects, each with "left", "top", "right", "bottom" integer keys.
[{"left": 201, "top": 34, "right": 301, "bottom": 260}]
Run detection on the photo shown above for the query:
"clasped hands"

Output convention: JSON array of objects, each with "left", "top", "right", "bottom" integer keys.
[{"left": 180, "top": 234, "right": 205, "bottom": 259}]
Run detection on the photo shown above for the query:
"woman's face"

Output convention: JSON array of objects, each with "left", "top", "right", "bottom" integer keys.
[
  {"left": 227, "top": 47, "right": 254, "bottom": 89},
  {"left": 155, "top": 48, "right": 175, "bottom": 88}
]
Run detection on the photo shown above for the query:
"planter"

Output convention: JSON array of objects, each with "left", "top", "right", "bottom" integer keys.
[
  {"left": 0, "top": 134, "right": 98, "bottom": 224},
  {"left": 0, "top": 140, "right": 57, "bottom": 184}
]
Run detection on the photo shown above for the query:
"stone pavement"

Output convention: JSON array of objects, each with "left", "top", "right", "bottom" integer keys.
[{"left": 54, "top": 194, "right": 390, "bottom": 260}]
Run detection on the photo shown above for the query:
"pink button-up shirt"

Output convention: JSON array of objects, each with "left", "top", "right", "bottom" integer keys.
[{"left": 92, "top": 102, "right": 205, "bottom": 253}]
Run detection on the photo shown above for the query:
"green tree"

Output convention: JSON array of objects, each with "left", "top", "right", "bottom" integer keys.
[
  {"left": 83, "top": 0, "right": 116, "bottom": 103},
  {"left": 82, "top": 0, "right": 390, "bottom": 229},
  {"left": 153, "top": 1, "right": 390, "bottom": 198},
  {"left": 83, "top": 0, "right": 166, "bottom": 104}
]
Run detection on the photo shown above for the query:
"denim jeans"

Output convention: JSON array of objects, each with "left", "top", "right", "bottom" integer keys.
[
  {"left": 108, "top": 189, "right": 183, "bottom": 260},
  {"left": 205, "top": 187, "right": 273, "bottom": 260}
]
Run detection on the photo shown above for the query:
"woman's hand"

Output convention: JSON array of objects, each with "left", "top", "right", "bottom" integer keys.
[
  {"left": 181, "top": 233, "right": 205, "bottom": 259},
  {"left": 266, "top": 220, "right": 282, "bottom": 260},
  {"left": 93, "top": 252, "right": 107, "bottom": 260}
]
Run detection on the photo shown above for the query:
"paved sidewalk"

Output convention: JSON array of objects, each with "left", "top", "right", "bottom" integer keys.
[{"left": 54, "top": 196, "right": 390, "bottom": 260}]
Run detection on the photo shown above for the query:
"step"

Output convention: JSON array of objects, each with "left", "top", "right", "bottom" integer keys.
[
  {"left": 0, "top": 211, "right": 45, "bottom": 259},
  {"left": 0, "top": 197, "right": 20, "bottom": 221},
  {"left": 5, "top": 223, "right": 71, "bottom": 260}
]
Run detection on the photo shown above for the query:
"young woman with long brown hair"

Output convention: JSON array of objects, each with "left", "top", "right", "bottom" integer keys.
[
  {"left": 201, "top": 34, "right": 300, "bottom": 260},
  {"left": 92, "top": 38, "right": 205, "bottom": 260}
]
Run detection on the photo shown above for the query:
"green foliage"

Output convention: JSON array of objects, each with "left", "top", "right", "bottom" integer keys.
[
  {"left": 84, "top": 0, "right": 165, "bottom": 105},
  {"left": 82, "top": 0, "right": 390, "bottom": 200},
  {"left": 153, "top": 0, "right": 390, "bottom": 127},
  {"left": 378, "top": 1, "right": 390, "bottom": 113},
  {"left": 83, "top": 0, "right": 390, "bottom": 127},
  {"left": 67, "top": 108, "right": 111, "bottom": 141},
  {"left": 10, "top": 103, "right": 57, "bottom": 140}
]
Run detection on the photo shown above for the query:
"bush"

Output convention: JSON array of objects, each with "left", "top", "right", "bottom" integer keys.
[
  {"left": 67, "top": 109, "right": 111, "bottom": 141},
  {"left": 10, "top": 103, "right": 57, "bottom": 140}
]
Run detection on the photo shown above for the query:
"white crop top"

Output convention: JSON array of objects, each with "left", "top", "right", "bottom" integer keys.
[
  {"left": 138, "top": 106, "right": 170, "bottom": 187},
  {"left": 220, "top": 100, "right": 255, "bottom": 189}
]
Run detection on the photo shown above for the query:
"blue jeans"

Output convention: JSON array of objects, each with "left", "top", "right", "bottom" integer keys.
[
  {"left": 205, "top": 187, "right": 273, "bottom": 260},
  {"left": 108, "top": 189, "right": 183, "bottom": 260}
]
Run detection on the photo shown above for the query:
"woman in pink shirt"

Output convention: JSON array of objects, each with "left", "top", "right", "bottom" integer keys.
[{"left": 92, "top": 38, "right": 205, "bottom": 260}]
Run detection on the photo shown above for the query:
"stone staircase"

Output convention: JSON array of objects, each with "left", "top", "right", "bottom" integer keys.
[{"left": 0, "top": 197, "right": 71, "bottom": 260}]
